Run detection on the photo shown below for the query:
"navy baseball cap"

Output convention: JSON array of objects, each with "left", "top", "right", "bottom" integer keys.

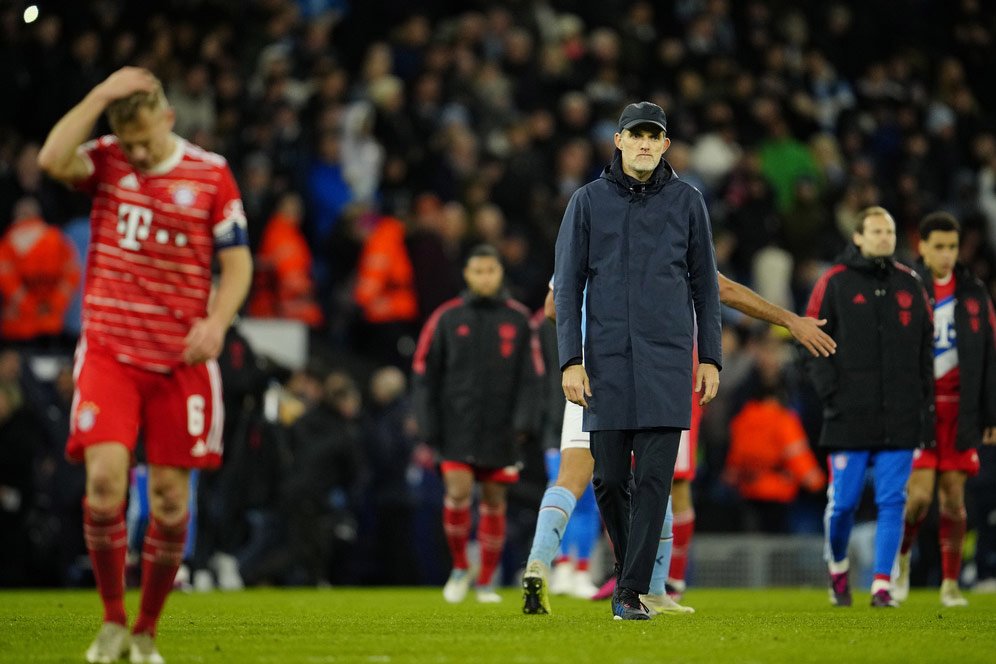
[{"left": 617, "top": 101, "right": 667, "bottom": 134}]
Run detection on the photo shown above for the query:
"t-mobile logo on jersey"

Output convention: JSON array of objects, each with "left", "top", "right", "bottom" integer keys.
[
  {"left": 934, "top": 300, "right": 957, "bottom": 349},
  {"left": 117, "top": 203, "right": 153, "bottom": 250}
]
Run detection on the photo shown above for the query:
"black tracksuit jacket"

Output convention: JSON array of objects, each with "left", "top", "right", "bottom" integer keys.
[
  {"left": 805, "top": 245, "right": 934, "bottom": 450},
  {"left": 411, "top": 289, "right": 542, "bottom": 468}
]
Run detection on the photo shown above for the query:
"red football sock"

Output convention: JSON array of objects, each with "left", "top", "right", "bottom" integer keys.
[
  {"left": 939, "top": 512, "right": 967, "bottom": 582},
  {"left": 132, "top": 516, "right": 187, "bottom": 637},
  {"left": 477, "top": 504, "right": 506, "bottom": 587},
  {"left": 83, "top": 498, "right": 128, "bottom": 626},
  {"left": 668, "top": 509, "right": 695, "bottom": 583},
  {"left": 443, "top": 499, "right": 471, "bottom": 570},
  {"left": 900, "top": 513, "right": 925, "bottom": 555}
]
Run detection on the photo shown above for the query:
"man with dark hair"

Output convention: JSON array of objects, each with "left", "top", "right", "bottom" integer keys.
[
  {"left": 554, "top": 101, "right": 722, "bottom": 620},
  {"left": 893, "top": 212, "right": 996, "bottom": 607},
  {"left": 412, "top": 244, "right": 542, "bottom": 604},
  {"left": 806, "top": 206, "right": 934, "bottom": 608}
]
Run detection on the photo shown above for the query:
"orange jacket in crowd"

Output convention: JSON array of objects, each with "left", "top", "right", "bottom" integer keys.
[
  {"left": 0, "top": 215, "right": 81, "bottom": 340},
  {"left": 725, "top": 398, "right": 826, "bottom": 503},
  {"left": 247, "top": 211, "right": 323, "bottom": 327},
  {"left": 353, "top": 215, "right": 418, "bottom": 324}
]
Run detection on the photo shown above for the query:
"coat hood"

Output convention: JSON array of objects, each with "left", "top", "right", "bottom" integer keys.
[
  {"left": 461, "top": 287, "right": 511, "bottom": 305},
  {"left": 839, "top": 243, "right": 894, "bottom": 278}
]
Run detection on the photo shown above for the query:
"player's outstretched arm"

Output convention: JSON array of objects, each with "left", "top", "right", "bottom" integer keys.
[
  {"left": 717, "top": 272, "right": 837, "bottom": 357},
  {"left": 38, "top": 67, "right": 157, "bottom": 184},
  {"left": 183, "top": 245, "right": 252, "bottom": 365}
]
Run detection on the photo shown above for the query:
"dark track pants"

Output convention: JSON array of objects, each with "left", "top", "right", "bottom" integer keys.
[{"left": 590, "top": 427, "right": 681, "bottom": 594}]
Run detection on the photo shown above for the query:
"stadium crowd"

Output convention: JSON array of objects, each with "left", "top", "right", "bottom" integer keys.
[{"left": 2, "top": 0, "right": 996, "bottom": 594}]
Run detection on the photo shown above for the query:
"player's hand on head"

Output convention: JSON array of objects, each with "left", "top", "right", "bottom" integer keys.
[
  {"left": 97, "top": 67, "right": 157, "bottom": 102},
  {"left": 182, "top": 317, "right": 225, "bottom": 365},
  {"left": 696, "top": 362, "right": 719, "bottom": 405}
]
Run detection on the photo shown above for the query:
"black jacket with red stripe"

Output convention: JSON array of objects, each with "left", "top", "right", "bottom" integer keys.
[
  {"left": 411, "top": 289, "right": 543, "bottom": 468},
  {"left": 805, "top": 245, "right": 934, "bottom": 450},
  {"left": 917, "top": 261, "right": 996, "bottom": 450}
]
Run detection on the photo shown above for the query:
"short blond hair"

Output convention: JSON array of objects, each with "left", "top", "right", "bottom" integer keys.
[
  {"left": 106, "top": 76, "right": 168, "bottom": 130},
  {"left": 856, "top": 206, "right": 894, "bottom": 233}
]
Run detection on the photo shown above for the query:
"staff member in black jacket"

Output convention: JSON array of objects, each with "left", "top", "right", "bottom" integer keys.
[
  {"left": 555, "top": 101, "right": 722, "bottom": 620},
  {"left": 892, "top": 212, "right": 996, "bottom": 607},
  {"left": 412, "top": 244, "right": 542, "bottom": 604},
  {"left": 806, "top": 206, "right": 934, "bottom": 609}
]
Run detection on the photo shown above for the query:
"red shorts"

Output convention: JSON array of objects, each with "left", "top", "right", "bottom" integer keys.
[
  {"left": 673, "top": 395, "right": 702, "bottom": 481},
  {"left": 66, "top": 342, "right": 224, "bottom": 469},
  {"left": 913, "top": 401, "right": 980, "bottom": 476},
  {"left": 440, "top": 460, "right": 520, "bottom": 484}
]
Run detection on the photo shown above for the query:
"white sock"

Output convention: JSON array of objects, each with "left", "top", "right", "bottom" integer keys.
[{"left": 828, "top": 558, "right": 849, "bottom": 575}]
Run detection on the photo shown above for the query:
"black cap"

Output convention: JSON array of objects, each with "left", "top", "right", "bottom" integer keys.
[{"left": 617, "top": 101, "right": 667, "bottom": 134}]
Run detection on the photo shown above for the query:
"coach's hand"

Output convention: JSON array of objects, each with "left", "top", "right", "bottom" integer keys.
[
  {"left": 696, "top": 363, "right": 719, "bottom": 406},
  {"left": 984, "top": 426, "right": 996, "bottom": 445},
  {"left": 562, "top": 364, "right": 591, "bottom": 408},
  {"left": 183, "top": 317, "right": 226, "bottom": 365}
]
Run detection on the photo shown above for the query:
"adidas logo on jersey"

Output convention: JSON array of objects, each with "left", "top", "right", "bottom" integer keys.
[
  {"left": 118, "top": 173, "right": 139, "bottom": 190},
  {"left": 190, "top": 439, "right": 208, "bottom": 457},
  {"left": 852, "top": 293, "right": 867, "bottom": 304}
]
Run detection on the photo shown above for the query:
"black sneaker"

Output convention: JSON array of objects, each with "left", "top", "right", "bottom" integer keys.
[
  {"left": 612, "top": 587, "right": 651, "bottom": 620},
  {"left": 522, "top": 561, "right": 551, "bottom": 615}
]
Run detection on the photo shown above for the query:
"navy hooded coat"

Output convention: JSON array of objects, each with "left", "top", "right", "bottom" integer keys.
[{"left": 554, "top": 152, "right": 722, "bottom": 431}]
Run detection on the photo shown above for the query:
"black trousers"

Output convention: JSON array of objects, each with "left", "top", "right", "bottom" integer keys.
[{"left": 590, "top": 427, "right": 681, "bottom": 594}]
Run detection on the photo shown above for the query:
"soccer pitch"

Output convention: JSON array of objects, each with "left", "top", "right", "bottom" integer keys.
[{"left": 2, "top": 588, "right": 995, "bottom": 663}]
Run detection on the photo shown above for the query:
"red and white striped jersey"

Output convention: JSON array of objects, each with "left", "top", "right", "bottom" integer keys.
[{"left": 75, "top": 134, "right": 246, "bottom": 372}]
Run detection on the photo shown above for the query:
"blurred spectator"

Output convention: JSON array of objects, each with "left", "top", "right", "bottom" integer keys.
[
  {"left": 352, "top": 210, "right": 419, "bottom": 368},
  {"left": 726, "top": 394, "right": 826, "bottom": 533},
  {"left": 359, "top": 366, "right": 420, "bottom": 584},
  {"left": 0, "top": 198, "right": 80, "bottom": 342},
  {"left": 281, "top": 370, "right": 365, "bottom": 585},
  {"left": 758, "top": 117, "right": 821, "bottom": 213},
  {"left": 248, "top": 192, "right": 324, "bottom": 328},
  {"left": 406, "top": 193, "right": 463, "bottom": 327},
  {"left": 307, "top": 130, "right": 353, "bottom": 252},
  {"left": 0, "top": 376, "right": 49, "bottom": 586},
  {"left": 341, "top": 101, "right": 384, "bottom": 204},
  {"left": 0, "top": 143, "right": 61, "bottom": 234},
  {"left": 724, "top": 331, "right": 827, "bottom": 533},
  {"left": 169, "top": 64, "right": 216, "bottom": 139}
]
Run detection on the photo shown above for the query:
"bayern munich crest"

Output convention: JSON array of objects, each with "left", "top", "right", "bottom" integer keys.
[
  {"left": 76, "top": 402, "right": 100, "bottom": 433},
  {"left": 172, "top": 184, "right": 196, "bottom": 206}
]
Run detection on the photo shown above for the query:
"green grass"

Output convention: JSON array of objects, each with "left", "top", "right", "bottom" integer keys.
[{"left": 2, "top": 587, "right": 995, "bottom": 663}]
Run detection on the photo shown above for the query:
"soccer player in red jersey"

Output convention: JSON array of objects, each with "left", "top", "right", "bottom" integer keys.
[
  {"left": 38, "top": 67, "right": 252, "bottom": 663},
  {"left": 893, "top": 212, "right": 996, "bottom": 607}
]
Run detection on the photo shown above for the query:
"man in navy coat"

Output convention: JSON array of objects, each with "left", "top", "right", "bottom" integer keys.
[{"left": 554, "top": 101, "right": 722, "bottom": 620}]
